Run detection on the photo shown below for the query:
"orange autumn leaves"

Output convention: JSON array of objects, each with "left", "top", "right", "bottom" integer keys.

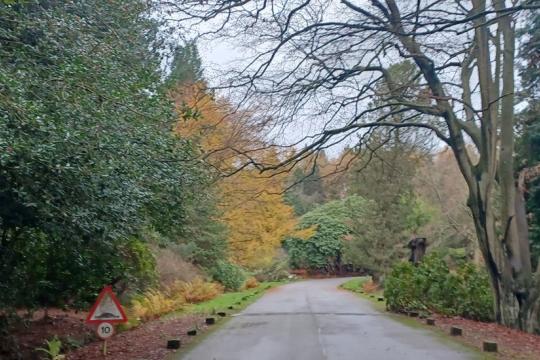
[{"left": 173, "top": 83, "right": 302, "bottom": 268}]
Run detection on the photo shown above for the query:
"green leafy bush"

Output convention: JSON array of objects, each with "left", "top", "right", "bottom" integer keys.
[
  {"left": 253, "top": 256, "right": 291, "bottom": 282},
  {"left": 210, "top": 261, "right": 246, "bottom": 291},
  {"left": 384, "top": 253, "right": 494, "bottom": 321},
  {"left": 284, "top": 196, "right": 366, "bottom": 271},
  {"left": 0, "top": 0, "right": 219, "bottom": 310},
  {"left": 284, "top": 217, "right": 347, "bottom": 271}
]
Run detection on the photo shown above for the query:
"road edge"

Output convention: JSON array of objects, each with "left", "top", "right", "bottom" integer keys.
[{"left": 339, "top": 278, "right": 491, "bottom": 360}]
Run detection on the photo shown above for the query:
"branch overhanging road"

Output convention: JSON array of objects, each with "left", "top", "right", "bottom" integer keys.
[{"left": 180, "top": 278, "right": 474, "bottom": 360}]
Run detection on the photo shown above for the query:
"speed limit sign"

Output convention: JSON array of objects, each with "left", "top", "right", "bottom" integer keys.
[{"left": 96, "top": 322, "right": 115, "bottom": 340}]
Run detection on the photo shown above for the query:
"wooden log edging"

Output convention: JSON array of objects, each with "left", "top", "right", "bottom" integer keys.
[
  {"left": 450, "top": 326, "right": 462, "bottom": 336},
  {"left": 482, "top": 341, "right": 497, "bottom": 352},
  {"left": 167, "top": 339, "right": 181, "bottom": 349}
]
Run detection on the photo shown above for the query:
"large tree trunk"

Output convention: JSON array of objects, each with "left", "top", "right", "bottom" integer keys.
[{"left": 468, "top": 177, "right": 540, "bottom": 333}]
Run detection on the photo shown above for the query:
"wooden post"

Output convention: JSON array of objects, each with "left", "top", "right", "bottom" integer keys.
[
  {"left": 167, "top": 339, "right": 181, "bottom": 349},
  {"left": 483, "top": 341, "right": 497, "bottom": 352}
]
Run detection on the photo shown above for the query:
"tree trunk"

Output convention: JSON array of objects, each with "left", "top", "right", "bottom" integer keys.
[
  {"left": 468, "top": 179, "right": 540, "bottom": 333},
  {"left": 407, "top": 237, "right": 427, "bottom": 265}
]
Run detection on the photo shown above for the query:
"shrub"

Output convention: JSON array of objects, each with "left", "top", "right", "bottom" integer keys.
[
  {"left": 284, "top": 217, "right": 347, "bottom": 271},
  {"left": 361, "top": 279, "right": 379, "bottom": 293},
  {"left": 129, "top": 289, "right": 185, "bottom": 321},
  {"left": 384, "top": 262, "right": 429, "bottom": 313},
  {"left": 455, "top": 263, "right": 494, "bottom": 320},
  {"left": 244, "top": 277, "right": 259, "bottom": 289},
  {"left": 253, "top": 256, "right": 291, "bottom": 282},
  {"left": 122, "top": 239, "right": 158, "bottom": 293},
  {"left": 153, "top": 245, "right": 201, "bottom": 287},
  {"left": 210, "top": 261, "right": 246, "bottom": 291},
  {"left": 36, "top": 336, "right": 64, "bottom": 360},
  {"left": 169, "top": 278, "right": 223, "bottom": 303},
  {"left": 284, "top": 196, "right": 373, "bottom": 273},
  {"left": 128, "top": 277, "right": 223, "bottom": 322},
  {"left": 384, "top": 253, "right": 494, "bottom": 321}
]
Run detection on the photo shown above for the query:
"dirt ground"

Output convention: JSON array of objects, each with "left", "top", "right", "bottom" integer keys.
[
  {"left": 5, "top": 309, "right": 92, "bottom": 360},
  {"left": 5, "top": 309, "right": 208, "bottom": 360},
  {"left": 415, "top": 314, "right": 540, "bottom": 360},
  {"left": 67, "top": 315, "right": 208, "bottom": 360}
]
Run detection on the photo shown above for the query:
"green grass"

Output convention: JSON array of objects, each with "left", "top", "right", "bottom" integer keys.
[
  {"left": 340, "top": 277, "right": 370, "bottom": 292},
  {"left": 340, "top": 277, "right": 386, "bottom": 311},
  {"left": 164, "top": 280, "right": 287, "bottom": 318},
  {"left": 185, "top": 281, "right": 285, "bottom": 315}
]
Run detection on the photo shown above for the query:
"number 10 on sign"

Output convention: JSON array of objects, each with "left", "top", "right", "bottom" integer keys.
[
  {"left": 97, "top": 322, "right": 114, "bottom": 339},
  {"left": 96, "top": 321, "right": 114, "bottom": 356}
]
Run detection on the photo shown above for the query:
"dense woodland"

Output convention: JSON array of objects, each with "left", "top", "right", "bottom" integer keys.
[{"left": 0, "top": 0, "right": 540, "bottom": 355}]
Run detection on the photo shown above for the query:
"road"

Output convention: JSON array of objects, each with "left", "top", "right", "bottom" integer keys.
[{"left": 180, "top": 278, "right": 474, "bottom": 360}]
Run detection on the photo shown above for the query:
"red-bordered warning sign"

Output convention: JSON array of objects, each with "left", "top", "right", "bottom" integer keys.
[{"left": 86, "top": 285, "right": 128, "bottom": 324}]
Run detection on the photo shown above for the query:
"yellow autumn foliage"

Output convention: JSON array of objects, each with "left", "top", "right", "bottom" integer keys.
[
  {"left": 168, "top": 278, "right": 223, "bottom": 303},
  {"left": 173, "top": 83, "right": 301, "bottom": 268},
  {"left": 129, "top": 278, "right": 223, "bottom": 321},
  {"left": 130, "top": 289, "right": 184, "bottom": 321}
]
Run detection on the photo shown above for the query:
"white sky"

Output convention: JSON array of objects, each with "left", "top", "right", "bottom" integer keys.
[{"left": 197, "top": 36, "right": 357, "bottom": 158}]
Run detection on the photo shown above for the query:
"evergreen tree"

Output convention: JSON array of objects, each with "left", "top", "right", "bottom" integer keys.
[
  {"left": 0, "top": 0, "right": 204, "bottom": 308},
  {"left": 168, "top": 41, "right": 204, "bottom": 85},
  {"left": 518, "top": 10, "right": 540, "bottom": 267}
]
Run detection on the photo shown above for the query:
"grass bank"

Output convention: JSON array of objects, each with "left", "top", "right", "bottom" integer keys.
[
  {"left": 340, "top": 277, "right": 386, "bottom": 311},
  {"left": 175, "top": 280, "right": 287, "bottom": 316}
]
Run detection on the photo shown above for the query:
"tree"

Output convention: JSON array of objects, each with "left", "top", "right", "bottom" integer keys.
[
  {"left": 221, "top": 163, "right": 299, "bottom": 268},
  {"left": 165, "top": 43, "right": 229, "bottom": 268},
  {"left": 173, "top": 82, "right": 299, "bottom": 269},
  {"left": 285, "top": 154, "right": 327, "bottom": 216},
  {"left": 171, "top": 0, "right": 540, "bottom": 332},
  {"left": 0, "top": 0, "right": 204, "bottom": 308},
  {"left": 343, "top": 130, "right": 429, "bottom": 280},
  {"left": 285, "top": 196, "right": 367, "bottom": 272},
  {"left": 413, "top": 148, "right": 479, "bottom": 261},
  {"left": 168, "top": 41, "right": 204, "bottom": 86},
  {"left": 517, "top": 10, "right": 540, "bottom": 269}
]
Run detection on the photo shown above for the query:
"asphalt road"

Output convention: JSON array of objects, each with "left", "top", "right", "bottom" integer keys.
[{"left": 180, "top": 278, "right": 474, "bottom": 360}]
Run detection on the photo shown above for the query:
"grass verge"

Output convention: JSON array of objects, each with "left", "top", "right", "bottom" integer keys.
[
  {"left": 340, "top": 277, "right": 386, "bottom": 311},
  {"left": 175, "top": 280, "right": 286, "bottom": 316}
]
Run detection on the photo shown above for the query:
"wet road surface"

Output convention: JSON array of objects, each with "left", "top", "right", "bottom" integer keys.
[{"left": 180, "top": 278, "right": 473, "bottom": 360}]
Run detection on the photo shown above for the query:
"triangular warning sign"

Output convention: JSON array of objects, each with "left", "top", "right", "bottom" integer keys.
[{"left": 86, "top": 285, "right": 128, "bottom": 324}]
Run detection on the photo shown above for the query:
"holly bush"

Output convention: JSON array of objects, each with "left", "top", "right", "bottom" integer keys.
[
  {"left": 210, "top": 261, "right": 246, "bottom": 291},
  {"left": 384, "top": 253, "right": 494, "bottom": 321}
]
